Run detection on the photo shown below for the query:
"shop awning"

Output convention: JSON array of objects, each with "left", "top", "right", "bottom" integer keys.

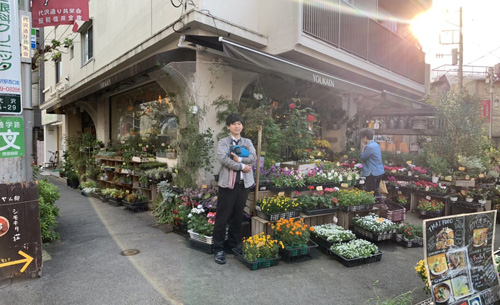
[
  {"left": 180, "top": 35, "right": 432, "bottom": 109},
  {"left": 41, "top": 48, "right": 196, "bottom": 113}
]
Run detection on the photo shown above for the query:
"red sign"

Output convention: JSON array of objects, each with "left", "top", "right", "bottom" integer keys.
[
  {"left": 482, "top": 100, "right": 491, "bottom": 123},
  {"left": 32, "top": 0, "right": 89, "bottom": 28}
]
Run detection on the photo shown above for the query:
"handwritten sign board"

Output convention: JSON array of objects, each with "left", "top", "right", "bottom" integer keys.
[
  {"left": 0, "top": 182, "right": 42, "bottom": 280},
  {"left": 424, "top": 211, "right": 500, "bottom": 305}
]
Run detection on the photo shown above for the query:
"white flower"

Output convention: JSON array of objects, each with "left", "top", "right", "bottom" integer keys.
[
  {"left": 188, "top": 213, "right": 193, "bottom": 218},
  {"left": 197, "top": 204, "right": 202, "bottom": 209}
]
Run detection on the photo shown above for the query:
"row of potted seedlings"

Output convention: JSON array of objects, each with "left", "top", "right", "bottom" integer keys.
[
  {"left": 257, "top": 163, "right": 362, "bottom": 192},
  {"left": 255, "top": 188, "right": 377, "bottom": 221}
]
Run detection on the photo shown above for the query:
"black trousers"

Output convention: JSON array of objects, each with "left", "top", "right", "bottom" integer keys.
[
  {"left": 213, "top": 184, "right": 250, "bottom": 252},
  {"left": 365, "top": 174, "right": 382, "bottom": 197}
]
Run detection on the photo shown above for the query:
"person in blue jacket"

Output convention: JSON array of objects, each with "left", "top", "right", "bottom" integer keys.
[{"left": 359, "top": 128, "right": 384, "bottom": 198}]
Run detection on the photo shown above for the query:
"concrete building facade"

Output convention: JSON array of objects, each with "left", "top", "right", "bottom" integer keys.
[{"left": 39, "top": 0, "right": 431, "bottom": 182}]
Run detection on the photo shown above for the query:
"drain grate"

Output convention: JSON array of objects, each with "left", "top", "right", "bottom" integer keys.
[{"left": 121, "top": 249, "right": 140, "bottom": 256}]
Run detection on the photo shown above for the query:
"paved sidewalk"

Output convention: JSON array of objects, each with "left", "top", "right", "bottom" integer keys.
[{"left": 2, "top": 176, "right": 491, "bottom": 305}]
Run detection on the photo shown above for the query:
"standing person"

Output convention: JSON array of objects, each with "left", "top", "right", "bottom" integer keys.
[
  {"left": 359, "top": 128, "right": 384, "bottom": 198},
  {"left": 213, "top": 114, "right": 257, "bottom": 265}
]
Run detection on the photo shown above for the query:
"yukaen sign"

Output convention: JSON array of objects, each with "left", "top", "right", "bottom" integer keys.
[
  {"left": 32, "top": 0, "right": 89, "bottom": 28},
  {"left": 312, "top": 74, "right": 335, "bottom": 88}
]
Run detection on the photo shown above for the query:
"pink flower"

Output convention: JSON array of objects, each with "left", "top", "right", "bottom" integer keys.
[
  {"left": 289, "top": 103, "right": 296, "bottom": 109},
  {"left": 307, "top": 114, "right": 315, "bottom": 122}
]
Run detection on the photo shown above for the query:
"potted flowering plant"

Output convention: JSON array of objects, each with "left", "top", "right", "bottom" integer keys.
[
  {"left": 295, "top": 187, "right": 339, "bottom": 214},
  {"left": 415, "top": 259, "right": 431, "bottom": 294},
  {"left": 310, "top": 223, "right": 355, "bottom": 250},
  {"left": 256, "top": 195, "right": 299, "bottom": 221},
  {"left": 449, "top": 189, "right": 458, "bottom": 202},
  {"left": 271, "top": 218, "right": 316, "bottom": 261},
  {"left": 417, "top": 198, "right": 444, "bottom": 217},
  {"left": 336, "top": 189, "right": 376, "bottom": 211},
  {"left": 187, "top": 205, "right": 216, "bottom": 244},
  {"left": 330, "top": 239, "right": 381, "bottom": 267},
  {"left": 396, "top": 194, "right": 408, "bottom": 205},
  {"left": 352, "top": 213, "right": 396, "bottom": 241},
  {"left": 269, "top": 167, "right": 305, "bottom": 190},
  {"left": 233, "top": 233, "right": 282, "bottom": 270}
]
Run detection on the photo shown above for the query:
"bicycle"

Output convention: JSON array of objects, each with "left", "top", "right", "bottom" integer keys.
[{"left": 47, "top": 150, "right": 58, "bottom": 169}]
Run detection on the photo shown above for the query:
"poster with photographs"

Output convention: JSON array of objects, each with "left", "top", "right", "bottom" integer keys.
[{"left": 424, "top": 211, "right": 500, "bottom": 305}]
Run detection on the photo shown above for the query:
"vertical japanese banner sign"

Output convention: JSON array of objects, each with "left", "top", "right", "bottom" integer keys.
[
  {"left": 424, "top": 211, "right": 500, "bottom": 305},
  {"left": 32, "top": 0, "right": 89, "bottom": 28},
  {"left": 0, "top": 0, "right": 22, "bottom": 115},
  {"left": 482, "top": 100, "right": 491, "bottom": 123}
]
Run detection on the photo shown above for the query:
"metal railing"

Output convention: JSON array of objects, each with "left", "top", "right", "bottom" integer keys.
[{"left": 303, "top": 0, "right": 425, "bottom": 85}]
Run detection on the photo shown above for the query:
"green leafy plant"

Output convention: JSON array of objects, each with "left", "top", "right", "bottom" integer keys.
[
  {"left": 38, "top": 179, "right": 61, "bottom": 242},
  {"left": 427, "top": 154, "right": 449, "bottom": 177},
  {"left": 187, "top": 205, "right": 215, "bottom": 236},
  {"left": 330, "top": 239, "right": 378, "bottom": 259},
  {"left": 242, "top": 233, "right": 281, "bottom": 262}
]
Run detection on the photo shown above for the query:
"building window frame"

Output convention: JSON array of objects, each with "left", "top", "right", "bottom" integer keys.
[{"left": 81, "top": 25, "right": 93, "bottom": 65}]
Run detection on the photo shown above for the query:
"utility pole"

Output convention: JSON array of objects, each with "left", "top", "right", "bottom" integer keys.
[
  {"left": 489, "top": 67, "right": 494, "bottom": 138},
  {"left": 458, "top": 7, "right": 463, "bottom": 89},
  {"left": 21, "top": 0, "right": 33, "bottom": 181}
]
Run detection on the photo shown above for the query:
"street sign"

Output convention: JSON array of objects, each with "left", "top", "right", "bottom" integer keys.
[
  {"left": 0, "top": 116, "right": 25, "bottom": 158},
  {"left": 0, "top": 94, "right": 22, "bottom": 114},
  {"left": 0, "top": 182, "right": 42, "bottom": 279}
]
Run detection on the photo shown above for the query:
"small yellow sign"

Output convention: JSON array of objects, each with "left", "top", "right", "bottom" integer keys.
[
  {"left": 278, "top": 192, "right": 285, "bottom": 196},
  {"left": 479, "top": 174, "right": 484, "bottom": 178},
  {"left": 406, "top": 161, "right": 412, "bottom": 165},
  {"left": 343, "top": 155, "right": 348, "bottom": 159},
  {"left": 391, "top": 169, "right": 396, "bottom": 173},
  {"left": 202, "top": 184, "right": 208, "bottom": 189},
  {"left": 445, "top": 176, "right": 452, "bottom": 181},
  {"left": 350, "top": 148, "right": 355, "bottom": 151},
  {"left": 459, "top": 167, "right": 465, "bottom": 171},
  {"left": 341, "top": 183, "right": 349, "bottom": 188},
  {"left": 316, "top": 186, "right": 323, "bottom": 191}
]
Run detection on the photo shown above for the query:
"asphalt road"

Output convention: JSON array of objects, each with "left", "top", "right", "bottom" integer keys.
[{"left": 2, "top": 176, "right": 498, "bottom": 305}]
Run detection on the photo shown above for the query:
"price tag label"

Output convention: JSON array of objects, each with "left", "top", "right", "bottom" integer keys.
[
  {"left": 479, "top": 174, "right": 484, "bottom": 178},
  {"left": 465, "top": 175, "right": 470, "bottom": 180},
  {"left": 146, "top": 145, "right": 149, "bottom": 148},
  {"left": 202, "top": 184, "right": 207, "bottom": 189},
  {"left": 336, "top": 162, "right": 340, "bottom": 167},
  {"left": 459, "top": 167, "right": 465, "bottom": 171},
  {"left": 426, "top": 195, "right": 431, "bottom": 200},
  {"left": 445, "top": 176, "right": 452, "bottom": 181},
  {"left": 341, "top": 183, "right": 349, "bottom": 188},
  {"left": 425, "top": 186, "right": 430, "bottom": 192},
  {"left": 396, "top": 151, "right": 401, "bottom": 155},
  {"left": 278, "top": 192, "right": 285, "bottom": 197},
  {"left": 471, "top": 178, "right": 475, "bottom": 181},
  {"left": 316, "top": 186, "right": 323, "bottom": 191},
  {"left": 398, "top": 191, "right": 402, "bottom": 195},
  {"left": 343, "top": 155, "right": 348, "bottom": 159},
  {"left": 406, "top": 161, "right": 412, "bottom": 165},
  {"left": 347, "top": 175, "right": 352, "bottom": 180},
  {"left": 391, "top": 170, "right": 396, "bottom": 173},
  {"left": 333, "top": 216, "right": 338, "bottom": 224},
  {"left": 350, "top": 148, "right": 355, "bottom": 151}
]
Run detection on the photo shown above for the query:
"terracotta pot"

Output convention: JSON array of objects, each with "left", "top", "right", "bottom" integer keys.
[
  {"left": 386, "top": 143, "right": 397, "bottom": 153},
  {"left": 399, "top": 142, "right": 410, "bottom": 154},
  {"left": 379, "top": 142, "right": 387, "bottom": 151}
]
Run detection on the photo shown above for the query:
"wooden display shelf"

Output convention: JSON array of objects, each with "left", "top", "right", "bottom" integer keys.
[
  {"left": 300, "top": 212, "right": 337, "bottom": 227},
  {"left": 337, "top": 207, "right": 379, "bottom": 230}
]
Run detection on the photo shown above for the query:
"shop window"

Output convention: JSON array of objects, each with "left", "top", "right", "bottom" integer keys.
[{"left": 110, "top": 82, "right": 178, "bottom": 147}]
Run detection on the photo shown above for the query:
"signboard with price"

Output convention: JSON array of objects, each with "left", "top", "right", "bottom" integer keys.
[{"left": 424, "top": 211, "right": 500, "bottom": 305}]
